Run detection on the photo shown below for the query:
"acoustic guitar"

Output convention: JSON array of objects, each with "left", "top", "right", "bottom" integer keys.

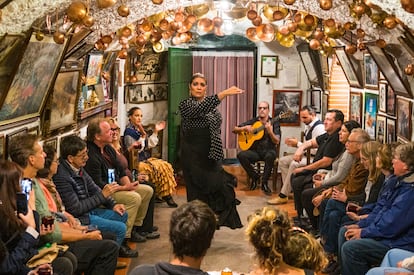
[{"left": 237, "top": 110, "right": 293, "bottom": 151}]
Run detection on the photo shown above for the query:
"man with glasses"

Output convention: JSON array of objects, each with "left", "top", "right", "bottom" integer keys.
[
  {"left": 84, "top": 118, "right": 157, "bottom": 244},
  {"left": 233, "top": 101, "right": 281, "bottom": 195},
  {"left": 54, "top": 135, "right": 138, "bottom": 258}
]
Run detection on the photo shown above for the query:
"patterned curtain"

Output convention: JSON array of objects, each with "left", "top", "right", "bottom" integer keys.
[{"left": 192, "top": 51, "right": 255, "bottom": 150}]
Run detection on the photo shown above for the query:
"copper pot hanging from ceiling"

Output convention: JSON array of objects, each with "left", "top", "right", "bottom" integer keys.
[
  {"left": 97, "top": 0, "right": 117, "bottom": 9},
  {"left": 309, "top": 39, "right": 321, "bottom": 50},
  {"left": 319, "top": 0, "right": 333, "bottom": 10},
  {"left": 247, "top": 9, "right": 258, "bottom": 20},
  {"left": 345, "top": 44, "right": 357, "bottom": 54},
  {"left": 376, "top": 38, "right": 387, "bottom": 48},
  {"left": 256, "top": 23, "right": 275, "bottom": 42},
  {"left": 401, "top": 0, "right": 414, "bottom": 13},
  {"left": 67, "top": 1, "right": 87, "bottom": 23},
  {"left": 284, "top": 0, "right": 296, "bottom": 5},
  {"left": 118, "top": 4, "right": 130, "bottom": 17},
  {"left": 405, "top": 64, "right": 414, "bottom": 75},
  {"left": 152, "top": 0, "right": 163, "bottom": 4},
  {"left": 383, "top": 16, "right": 398, "bottom": 29}
]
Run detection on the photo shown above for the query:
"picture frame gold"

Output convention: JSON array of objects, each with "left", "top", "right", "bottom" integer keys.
[
  {"left": 0, "top": 33, "right": 69, "bottom": 126},
  {"left": 396, "top": 97, "right": 412, "bottom": 142}
]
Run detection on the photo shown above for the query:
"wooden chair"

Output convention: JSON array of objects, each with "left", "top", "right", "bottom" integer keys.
[{"left": 254, "top": 143, "right": 281, "bottom": 193}]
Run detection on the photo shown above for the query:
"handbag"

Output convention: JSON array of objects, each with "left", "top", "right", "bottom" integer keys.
[{"left": 26, "top": 243, "right": 68, "bottom": 268}]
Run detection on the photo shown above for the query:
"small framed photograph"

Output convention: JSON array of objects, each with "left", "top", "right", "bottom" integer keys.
[
  {"left": 396, "top": 97, "right": 412, "bottom": 142},
  {"left": 376, "top": 115, "right": 386, "bottom": 144},
  {"left": 261, "top": 55, "right": 278, "bottom": 77},
  {"left": 364, "top": 53, "right": 379, "bottom": 89},
  {"left": 43, "top": 137, "right": 58, "bottom": 151},
  {"left": 307, "top": 88, "right": 321, "bottom": 113},
  {"left": 386, "top": 85, "right": 396, "bottom": 117},
  {"left": 386, "top": 118, "right": 396, "bottom": 143},
  {"left": 85, "top": 52, "right": 104, "bottom": 86},
  {"left": 349, "top": 91, "right": 362, "bottom": 125},
  {"left": 127, "top": 82, "right": 168, "bottom": 104},
  {"left": 364, "top": 93, "right": 378, "bottom": 140},
  {"left": 378, "top": 82, "right": 387, "bottom": 113},
  {"left": 272, "top": 90, "right": 302, "bottom": 126}
]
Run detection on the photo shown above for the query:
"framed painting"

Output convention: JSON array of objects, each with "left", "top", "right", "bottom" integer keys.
[
  {"left": 0, "top": 33, "right": 68, "bottom": 126},
  {"left": 378, "top": 82, "right": 387, "bottom": 113},
  {"left": 0, "top": 134, "right": 5, "bottom": 160},
  {"left": 5, "top": 127, "right": 28, "bottom": 158},
  {"left": 69, "top": 42, "right": 95, "bottom": 60},
  {"left": 261, "top": 55, "right": 278, "bottom": 77},
  {"left": 363, "top": 53, "right": 379, "bottom": 89},
  {"left": 367, "top": 45, "right": 411, "bottom": 98},
  {"left": 127, "top": 82, "right": 168, "bottom": 104},
  {"left": 376, "top": 115, "right": 386, "bottom": 144},
  {"left": 110, "top": 61, "right": 119, "bottom": 117},
  {"left": 272, "top": 90, "right": 302, "bottom": 126},
  {"left": 102, "top": 51, "right": 118, "bottom": 73},
  {"left": 43, "top": 137, "right": 58, "bottom": 151},
  {"left": 85, "top": 53, "right": 104, "bottom": 86},
  {"left": 396, "top": 97, "right": 412, "bottom": 142},
  {"left": 384, "top": 43, "right": 414, "bottom": 96},
  {"left": 386, "top": 85, "right": 396, "bottom": 117},
  {"left": 307, "top": 88, "right": 321, "bottom": 113},
  {"left": 334, "top": 47, "right": 362, "bottom": 88},
  {"left": 64, "top": 27, "right": 93, "bottom": 60},
  {"left": 43, "top": 69, "right": 82, "bottom": 135},
  {"left": 0, "top": 31, "right": 32, "bottom": 108},
  {"left": 27, "top": 126, "right": 40, "bottom": 136},
  {"left": 364, "top": 93, "right": 378, "bottom": 140},
  {"left": 136, "top": 51, "right": 167, "bottom": 82},
  {"left": 387, "top": 118, "right": 396, "bottom": 143},
  {"left": 349, "top": 91, "right": 362, "bottom": 125}
]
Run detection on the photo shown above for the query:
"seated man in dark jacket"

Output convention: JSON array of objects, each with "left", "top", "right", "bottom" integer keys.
[{"left": 53, "top": 135, "right": 137, "bottom": 258}]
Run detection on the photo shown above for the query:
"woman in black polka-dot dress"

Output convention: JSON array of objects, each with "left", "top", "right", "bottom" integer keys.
[{"left": 178, "top": 73, "right": 244, "bottom": 229}]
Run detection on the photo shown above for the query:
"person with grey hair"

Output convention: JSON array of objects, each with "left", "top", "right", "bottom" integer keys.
[{"left": 340, "top": 142, "right": 414, "bottom": 275}]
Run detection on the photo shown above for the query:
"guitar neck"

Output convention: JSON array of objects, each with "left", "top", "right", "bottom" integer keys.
[{"left": 253, "top": 116, "right": 280, "bottom": 133}]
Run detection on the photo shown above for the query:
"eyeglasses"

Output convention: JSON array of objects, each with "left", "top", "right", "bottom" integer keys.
[
  {"left": 111, "top": 127, "right": 120, "bottom": 131},
  {"left": 258, "top": 107, "right": 268, "bottom": 110}
]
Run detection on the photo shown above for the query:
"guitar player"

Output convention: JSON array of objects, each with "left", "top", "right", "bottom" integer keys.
[{"left": 233, "top": 101, "right": 281, "bottom": 195}]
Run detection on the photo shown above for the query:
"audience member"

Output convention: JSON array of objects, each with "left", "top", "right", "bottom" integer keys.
[
  {"left": 340, "top": 142, "right": 414, "bottom": 275},
  {"left": 130, "top": 200, "right": 216, "bottom": 275},
  {"left": 319, "top": 134, "right": 374, "bottom": 274},
  {"left": 301, "top": 120, "right": 361, "bottom": 230},
  {"left": 283, "top": 226, "right": 328, "bottom": 273},
  {"left": 34, "top": 144, "right": 119, "bottom": 273},
  {"left": 268, "top": 105, "right": 324, "bottom": 204},
  {"left": 53, "top": 135, "right": 137, "bottom": 258},
  {"left": 246, "top": 206, "right": 319, "bottom": 275},
  {"left": 366, "top": 248, "right": 414, "bottom": 275},
  {"left": 124, "top": 106, "right": 178, "bottom": 207},
  {"left": 108, "top": 117, "right": 159, "bottom": 239},
  {"left": 234, "top": 101, "right": 281, "bottom": 195},
  {"left": 290, "top": 109, "right": 345, "bottom": 225},
  {"left": 0, "top": 160, "right": 73, "bottom": 275},
  {"left": 84, "top": 117, "right": 157, "bottom": 242}
]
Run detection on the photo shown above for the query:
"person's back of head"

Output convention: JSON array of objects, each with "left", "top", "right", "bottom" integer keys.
[
  {"left": 246, "top": 207, "right": 291, "bottom": 273},
  {"left": 8, "top": 134, "right": 39, "bottom": 168},
  {"left": 283, "top": 227, "right": 327, "bottom": 273},
  {"left": 170, "top": 200, "right": 216, "bottom": 260},
  {"left": 60, "top": 135, "right": 87, "bottom": 160}
]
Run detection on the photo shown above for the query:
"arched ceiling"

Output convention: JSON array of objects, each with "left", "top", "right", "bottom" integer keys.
[{"left": 0, "top": 0, "right": 413, "bottom": 47}]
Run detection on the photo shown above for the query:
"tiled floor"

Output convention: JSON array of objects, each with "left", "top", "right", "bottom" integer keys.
[{"left": 116, "top": 171, "right": 298, "bottom": 275}]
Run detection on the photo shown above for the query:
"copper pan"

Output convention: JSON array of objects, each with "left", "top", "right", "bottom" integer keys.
[
  {"left": 262, "top": 5, "right": 288, "bottom": 21},
  {"left": 197, "top": 18, "right": 214, "bottom": 33},
  {"left": 256, "top": 23, "right": 275, "bottom": 42}
]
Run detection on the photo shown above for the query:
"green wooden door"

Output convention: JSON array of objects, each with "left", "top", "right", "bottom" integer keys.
[{"left": 167, "top": 47, "right": 192, "bottom": 168}]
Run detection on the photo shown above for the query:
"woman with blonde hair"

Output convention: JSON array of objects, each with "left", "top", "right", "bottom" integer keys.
[{"left": 246, "top": 207, "right": 324, "bottom": 275}]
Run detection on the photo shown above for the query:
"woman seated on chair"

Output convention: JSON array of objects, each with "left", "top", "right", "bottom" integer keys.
[{"left": 123, "top": 106, "right": 178, "bottom": 208}]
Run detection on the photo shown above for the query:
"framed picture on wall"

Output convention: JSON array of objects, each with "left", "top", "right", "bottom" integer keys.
[
  {"left": 376, "top": 115, "right": 386, "bottom": 144},
  {"left": 43, "top": 137, "right": 58, "bottom": 151},
  {"left": 387, "top": 85, "right": 396, "bottom": 116},
  {"left": 307, "top": 88, "right": 321, "bottom": 113},
  {"left": 364, "top": 53, "right": 379, "bottom": 89},
  {"left": 367, "top": 45, "right": 412, "bottom": 98},
  {"left": 387, "top": 118, "right": 396, "bottom": 143},
  {"left": 349, "top": 91, "right": 362, "bottom": 125},
  {"left": 378, "top": 82, "right": 387, "bottom": 113},
  {"left": 5, "top": 127, "right": 28, "bottom": 158},
  {"left": 127, "top": 82, "right": 168, "bottom": 104},
  {"left": 364, "top": 93, "right": 378, "bottom": 140},
  {"left": 334, "top": 47, "right": 362, "bottom": 88},
  {"left": 0, "top": 33, "right": 68, "bottom": 126},
  {"left": 272, "top": 90, "right": 302, "bottom": 126},
  {"left": 396, "top": 97, "right": 412, "bottom": 141},
  {"left": 261, "top": 55, "right": 278, "bottom": 77},
  {"left": 0, "top": 134, "right": 5, "bottom": 160},
  {"left": 85, "top": 52, "right": 104, "bottom": 86}
]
